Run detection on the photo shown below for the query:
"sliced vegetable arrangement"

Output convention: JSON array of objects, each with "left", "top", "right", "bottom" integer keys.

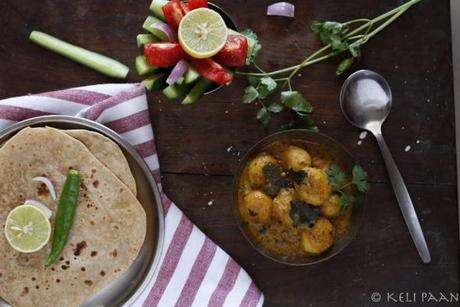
[{"left": 136, "top": 0, "right": 255, "bottom": 104}]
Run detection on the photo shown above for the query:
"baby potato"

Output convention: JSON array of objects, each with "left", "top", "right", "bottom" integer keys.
[
  {"left": 321, "top": 194, "right": 342, "bottom": 218},
  {"left": 280, "top": 145, "right": 311, "bottom": 171},
  {"left": 272, "top": 188, "right": 295, "bottom": 225},
  {"left": 243, "top": 190, "right": 273, "bottom": 223},
  {"left": 295, "top": 167, "right": 331, "bottom": 205},
  {"left": 247, "top": 153, "right": 278, "bottom": 187},
  {"left": 299, "top": 218, "right": 335, "bottom": 254}
]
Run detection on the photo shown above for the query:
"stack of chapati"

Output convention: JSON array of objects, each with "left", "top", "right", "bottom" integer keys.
[{"left": 0, "top": 127, "right": 146, "bottom": 307}]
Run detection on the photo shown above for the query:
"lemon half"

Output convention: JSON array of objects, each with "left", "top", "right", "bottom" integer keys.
[
  {"left": 178, "top": 8, "right": 228, "bottom": 59},
  {"left": 4, "top": 204, "right": 51, "bottom": 253}
]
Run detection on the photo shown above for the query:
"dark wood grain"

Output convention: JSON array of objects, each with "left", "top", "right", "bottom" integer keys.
[{"left": 0, "top": 0, "right": 457, "bottom": 306}]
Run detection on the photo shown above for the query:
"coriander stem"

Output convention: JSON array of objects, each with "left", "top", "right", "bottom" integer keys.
[{"left": 236, "top": 0, "right": 422, "bottom": 78}]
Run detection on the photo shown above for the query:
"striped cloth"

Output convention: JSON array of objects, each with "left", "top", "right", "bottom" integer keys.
[{"left": 0, "top": 83, "right": 264, "bottom": 307}]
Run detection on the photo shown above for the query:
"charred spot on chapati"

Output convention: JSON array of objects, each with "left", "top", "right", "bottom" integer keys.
[
  {"left": 92, "top": 180, "right": 99, "bottom": 188},
  {"left": 20, "top": 287, "right": 29, "bottom": 297},
  {"left": 73, "top": 241, "right": 87, "bottom": 256},
  {"left": 90, "top": 251, "right": 98, "bottom": 257},
  {"left": 100, "top": 271, "right": 105, "bottom": 276},
  {"left": 84, "top": 280, "right": 93, "bottom": 286},
  {"left": 109, "top": 249, "right": 118, "bottom": 258},
  {"left": 37, "top": 183, "right": 50, "bottom": 197}
]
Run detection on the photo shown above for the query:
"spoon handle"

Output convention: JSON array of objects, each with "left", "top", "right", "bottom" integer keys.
[{"left": 374, "top": 132, "right": 431, "bottom": 263}]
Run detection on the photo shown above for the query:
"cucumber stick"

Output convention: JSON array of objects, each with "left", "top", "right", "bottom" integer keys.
[
  {"left": 29, "top": 31, "right": 129, "bottom": 79},
  {"left": 143, "top": 16, "right": 168, "bottom": 41},
  {"left": 163, "top": 82, "right": 194, "bottom": 99},
  {"left": 143, "top": 73, "right": 167, "bottom": 91},
  {"left": 183, "top": 68, "right": 200, "bottom": 84},
  {"left": 135, "top": 55, "right": 158, "bottom": 76},
  {"left": 137, "top": 34, "right": 159, "bottom": 48},
  {"left": 182, "top": 78, "right": 212, "bottom": 105},
  {"left": 149, "top": 0, "right": 168, "bottom": 20}
]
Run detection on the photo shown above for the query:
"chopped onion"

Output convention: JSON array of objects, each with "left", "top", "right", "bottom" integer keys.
[
  {"left": 166, "top": 60, "right": 189, "bottom": 85},
  {"left": 151, "top": 22, "right": 177, "bottom": 42},
  {"left": 25, "top": 199, "right": 53, "bottom": 219},
  {"left": 267, "top": 2, "right": 295, "bottom": 17},
  {"left": 32, "top": 176, "right": 57, "bottom": 200}
]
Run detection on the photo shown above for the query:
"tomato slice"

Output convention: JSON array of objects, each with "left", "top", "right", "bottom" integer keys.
[
  {"left": 179, "top": 2, "right": 190, "bottom": 14},
  {"left": 188, "top": 0, "right": 208, "bottom": 10},
  {"left": 162, "top": 0, "right": 185, "bottom": 29},
  {"left": 190, "top": 58, "right": 233, "bottom": 85},
  {"left": 144, "top": 43, "right": 186, "bottom": 67},
  {"left": 214, "top": 35, "right": 248, "bottom": 67}
]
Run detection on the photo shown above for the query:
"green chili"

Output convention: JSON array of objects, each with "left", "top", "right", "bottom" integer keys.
[{"left": 47, "top": 170, "right": 81, "bottom": 265}]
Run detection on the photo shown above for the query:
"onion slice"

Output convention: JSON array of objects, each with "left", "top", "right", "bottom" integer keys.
[
  {"left": 32, "top": 176, "right": 57, "bottom": 200},
  {"left": 267, "top": 2, "right": 295, "bottom": 17},
  {"left": 151, "top": 22, "right": 177, "bottom": 42},
  {"left": 25, "top": 199, "right": 53, "bottom": 219},
  {"left": 166, "top": 60, "right": 189, "bottom": 85}
]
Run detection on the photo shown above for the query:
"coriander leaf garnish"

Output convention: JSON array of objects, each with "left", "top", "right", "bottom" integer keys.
[
  {"left": 352, "top": 165, "right": 370, "bottom": 192},
  {"left": 256, "top": 107, "right": 271, "bottom": 128},
  {"left": 260, "top": 77, "right": 277, "bottom": 91},
  {"left": 336, "top": 58, "right": 355, "bottom": 76},
  {"left": 267, "top": 103, "right": 283, "bottom": 113},
  {"left": 281, "top": 91, "right": 313, "bottom": 113},
  {"left": 237, "top": 0, "right": 422, "bottom": 128},
  {"left": 327, "top": 164, "right": 346, "bottom": 190},
  {"left": 243, "top": 86, "right": 258, "bottom": 103},
  {"left": 289, "top": 200, "right": 320, "bottom": 227},
  {"left": 327, "top": 164, "right": 369, "bottom": 209},
  {"left": 340, "top": 193, "right": 355, "bottom": 210}
]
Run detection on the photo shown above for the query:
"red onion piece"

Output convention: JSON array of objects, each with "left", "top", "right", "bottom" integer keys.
[
  {"left": 167, "top": 60, "right": 189, "bottom": 85},
  {"left": 267, "top": 2, "right": 295, "bottom": 17},
  {"left": 151, "top": 22, "right": 177, "bottom": 42},
  {"left": 25, "top": 199, "right": 53, "bottom": 219},
  {"left": 32, "top": 176, "right": 57, "bottom": 200}
]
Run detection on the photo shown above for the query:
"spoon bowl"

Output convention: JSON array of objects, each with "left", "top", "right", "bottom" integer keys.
[
  {"left": 339, "top": 69, "right": 431, "bottom": 264},
  {"left": 340, "top": 70, "right": 392, "bottom": 132}
]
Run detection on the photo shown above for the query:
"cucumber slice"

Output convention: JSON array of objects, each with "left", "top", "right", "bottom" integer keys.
[
  {"left": 143, "top": 73, "right": 167, "bottom": 91},
  {"left": 163, "top": 82, "right": 194, "bottom": 99},
  {"left": 149, "top": 0, "right": 168, "bottom": 20},
  {"left": 183, "top": 68, "right": 200, "bottom": 84},
  {"left": 143, "top": 16, "right": 169, "bottom": 41},
  {"left": 182, "top": 78, "right": 212, "bottom": 105},
  {"left": 176, "top": 77, "right": 185, "bottom": 85},
  {"left": 29, "top": 31, "right": 129, "bottom": 79},
  {"left": 137, "top": 34, "right": 159, "bottom": 48},
  {"left": 135, "top": 55, "right": 158, "bottom": 76}
]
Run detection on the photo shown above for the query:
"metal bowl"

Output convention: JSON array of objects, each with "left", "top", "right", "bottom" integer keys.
[
  {"left": 233, "top": 129, "right": 366, "bottom": 266},
  {"left": 0, "top": 116, "right": 164, "bottom": 306}
]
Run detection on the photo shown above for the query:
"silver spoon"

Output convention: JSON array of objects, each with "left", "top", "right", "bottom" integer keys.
[{"left": 340, "top": 69, "right": 431, "bottom": 264}]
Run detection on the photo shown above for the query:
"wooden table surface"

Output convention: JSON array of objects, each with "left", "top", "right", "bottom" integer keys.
[{"left": 0, "top": 0, "right": 457, "bottom": 306}]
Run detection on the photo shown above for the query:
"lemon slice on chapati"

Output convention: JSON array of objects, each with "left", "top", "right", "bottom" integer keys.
[
  {"left": 4, "top": 204, "right": 51, "bottom": 253},
  {"left": 178, "top": 8, "right": 228, "bottom": 59}
]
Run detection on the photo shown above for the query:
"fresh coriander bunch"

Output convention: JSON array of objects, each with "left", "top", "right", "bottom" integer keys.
[{"left": 238, "top": 0, "right": 422, "bottom": 128}]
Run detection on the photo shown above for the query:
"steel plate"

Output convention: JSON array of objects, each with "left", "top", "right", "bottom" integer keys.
[{"left": 0, "top": 115, "right": 164, "bottom": 307}]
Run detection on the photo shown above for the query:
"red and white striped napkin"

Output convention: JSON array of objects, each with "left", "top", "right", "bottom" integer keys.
[{"left": 0, "top": 83, "right": 264, "bottom": 307}]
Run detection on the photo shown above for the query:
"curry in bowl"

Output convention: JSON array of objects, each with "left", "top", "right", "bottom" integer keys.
[{"left": 236, "top": 135, "right": 368, "bottom": 263}]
